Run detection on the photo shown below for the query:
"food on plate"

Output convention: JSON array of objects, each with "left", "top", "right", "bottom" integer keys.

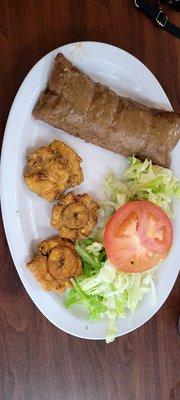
[
  {"left": 66, "top": 238, "right": 158, "bottom": 343},
  {"left": 104, "top": 200, "right": 173, "bottom": 273},
  {"left": 51, "top": 191, "right": 99, "bottom": 240},
  {"left": 33, "top": 53, "right": 180, "bottom": 168},
  {"left": 24, "top": 139, "right": 83, "bottom": 201},
  {"left": 25, "top": 152, "right": 180, "bottom": 342},
  {"left": 27, "top": 236, "right": 82, "bottom": 293},
  {"left": 65, "top": 157, "right": 180, "bottom": 343},
  {"left": 102, "top": 156, "right": 180, "bottom": 217}
]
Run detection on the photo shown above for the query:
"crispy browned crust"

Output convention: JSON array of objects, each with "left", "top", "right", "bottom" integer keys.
[
  {"left": 33, "top": 54, "right": 180, "bottom": 168},
  {"left": 24, "top": 139, "right": 83, "bottom": 201},
  {"left": 27, "top": 236, "right": 82, "bottom": 293},
  {"left": 51, "top": 192, "right": 99, "bottom": 240}
]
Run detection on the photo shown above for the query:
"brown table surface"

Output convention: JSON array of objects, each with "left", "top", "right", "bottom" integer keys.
[{"left": 0, "top": 1, "right": 180, "bottom": 399}]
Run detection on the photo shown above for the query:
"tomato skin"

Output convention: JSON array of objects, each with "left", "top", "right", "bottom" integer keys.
[{"left": 104, "top": 200, "right": 173, "bottom": 273}]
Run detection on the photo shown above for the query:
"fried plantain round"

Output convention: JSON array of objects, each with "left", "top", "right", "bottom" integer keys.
[
  {"left": 27, "top": 236, "right": 82, "bottom": 293},
  {"left": 51, "top": 192, "right": 99, "bottom": 240},
  {"left": 24, "top": 140, "right": 83, "bottom": 201}
]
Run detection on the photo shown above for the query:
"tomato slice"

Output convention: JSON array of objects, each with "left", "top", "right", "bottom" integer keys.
[{"left": 104, "top": 200, "right": 173, "bottom": 273}]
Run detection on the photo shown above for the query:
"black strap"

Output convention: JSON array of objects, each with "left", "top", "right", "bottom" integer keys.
[{"left": 134, "top": 0, "right": 180, "bottom": 39}]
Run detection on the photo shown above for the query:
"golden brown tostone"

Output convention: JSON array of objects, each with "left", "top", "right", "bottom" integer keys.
[
  {"left": 51, "top": 192, "right": 99, "bottom": 240},
  {"left": 27, "top": 236, "right": 82, "bottom": 293},
  {"left": 24, "top": 140, "right": 83, "bottom": 201}
]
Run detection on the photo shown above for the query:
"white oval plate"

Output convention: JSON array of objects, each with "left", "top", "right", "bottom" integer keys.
[{"left": 1, "top": 42, "right": 180, "bottom": 341}]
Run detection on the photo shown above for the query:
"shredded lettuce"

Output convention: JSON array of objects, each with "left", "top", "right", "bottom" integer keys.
[
  {"left": 103, "top": 157, "right": 180, "bottom": 217},
  {"left": 86, "top": 242, "right": 103, "bottom": 256},
  {"left": 75, "top": 238, "right": 106, "bottom": 278},
  {"left": 66, "top": 257, "right": 157, "bottom": 343}
]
